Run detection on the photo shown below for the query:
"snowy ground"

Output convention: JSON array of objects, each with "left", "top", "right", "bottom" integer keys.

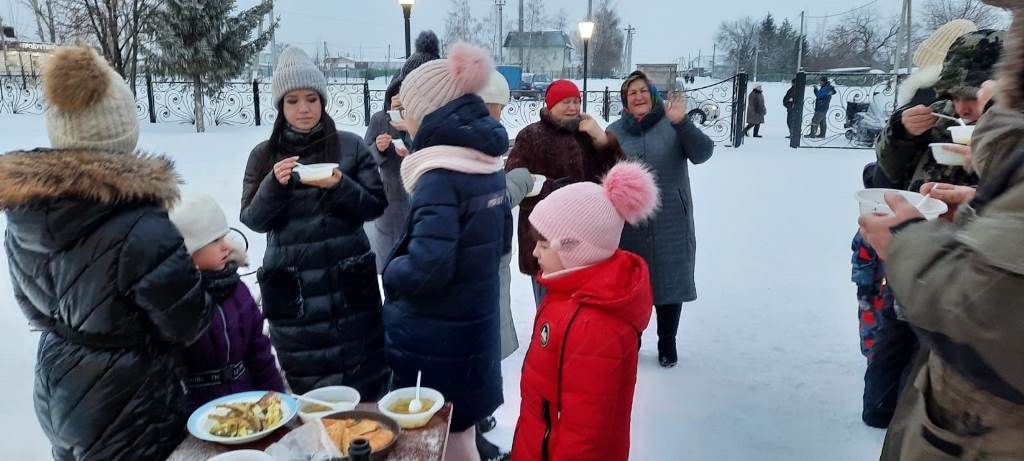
[{"left": 0, "top": 83, "right": 886, "bottom": 460}]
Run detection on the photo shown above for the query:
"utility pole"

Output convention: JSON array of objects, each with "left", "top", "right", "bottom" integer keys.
[
  {"left": 904, "top": 0, "right": 913, "bottom": 73},
  {"left": 624, "top": 24, "right": 636, "bottom": 74},
  {"left": 496, "top": 0, "right": 506, "bottom": 64},
  {"left": 796, "top": 10, "right": 805, "bottom": 72},
  {"left": 518, "top": 0, "right": 524, "bottom": 67},
  {"left": 753, "top": 47, "right": 760, "bottom": 82},
  {"left": 269, "top": 2, "right": 278, "bottom": 74},
  {"left": 711, "top": 43, "right": 716, "bottom": 78}
]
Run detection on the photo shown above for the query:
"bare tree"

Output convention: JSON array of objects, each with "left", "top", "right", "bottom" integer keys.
[
  {"left": 443, "top": 0, "right": 482, "bottom": 49},
  {"left": 922, "top": 0, "right": 1008, "bottom": 31},
  {"left": 715, "top": 17, "right": 759, "bottom": 74},
  {"left": 20, "top": 0, "right": 89, "bottom": 43},
  {"left": 824, "top": 11, "right": 901, "bottom": 68},
  {"left": 75, "top": 0, "right": 161, "bottom": 84}
]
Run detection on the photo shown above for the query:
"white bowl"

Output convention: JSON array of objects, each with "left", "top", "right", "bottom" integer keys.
[
  {"left": 297, "top": 386, "right": 361, "bottom": 424},
  {"left": 378, "top": 387, "right": 445, "bottom": 429},
  {"left": 947, "top": 125, "right": 975, "bottom": 145},
  {"left": 929, "top": 143, "right": 967, "bottom": 167},
  {"left": 856, "top": 188, "right": 948, "bottom": 221},
  {"left": 187, "top": 391, "right": 298, "bottom": 446},
  {"left": 294, "top": 163, "right": 338, "bottom": 182},
  {"left": 207, "top": 449, "right": 274, "bottom": 461}
]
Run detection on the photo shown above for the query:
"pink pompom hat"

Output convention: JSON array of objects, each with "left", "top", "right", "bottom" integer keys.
[
  {"left": 529, "top": 162, "right": 661, "bottom": 270},
  {"left": 399, "top": 42, "right": 494, "bottom": 123}
]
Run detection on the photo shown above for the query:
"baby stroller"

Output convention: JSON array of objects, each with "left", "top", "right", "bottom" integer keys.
[{"left": 845, "top": 93, "right": 888, "bottom": 147}]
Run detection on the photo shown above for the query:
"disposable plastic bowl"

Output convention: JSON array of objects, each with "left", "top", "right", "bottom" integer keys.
[
  {"left": 377, "top": 387, "right": 445, "bottom": 429},
  {"left": 948, "top": 125, "right": 975, "bottom": 145},
  {"left": 297, "top": 386, "right": 361, "bottom": 424},
  {"left": 928, "top": 143, "right": 967, "bottom": 167},
  {"left": 856, "top": 188, "right": 948, "bottom": 221},
  {"left": 294, "top": 163, "right": 338, "bottom": 182}
]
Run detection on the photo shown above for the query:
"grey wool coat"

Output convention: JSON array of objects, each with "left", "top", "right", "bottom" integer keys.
[
  {"left": 364, "top": 110, "right": 412, "bottom": 272},
  {"left": 607, "top": 104, "right": 714, "bottom": 305},
  {"left": 747, "top": 89, "right": 767, "bottom": 125}
]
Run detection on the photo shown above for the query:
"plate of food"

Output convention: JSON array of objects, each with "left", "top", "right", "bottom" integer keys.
[
  {"left": 187, "top": 391, "right": 298, "bottom": 445},
  {"left": 322, "top": 411, "right": 400, "bottom": 460}
]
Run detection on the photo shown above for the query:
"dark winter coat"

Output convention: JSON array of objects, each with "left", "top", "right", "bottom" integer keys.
[
  {"left": 814, "top": 84, "right": 837, "bottom": 113},
  {"left": 505, "top": 109, "right": 624, "bottom": 276},
  {"left": 183, "top": 276, "right": 286, "bottom": 413},
  {"left": 783, "top": 85, "right": 798, "bottom": 111},
  {"left": 512, "top": 250, "right": 653, "bottom": 461},
  {"left": 607, "top": 104, "right": 714, "bottom": 305},
  {"left": 365, "top": 110, "right": 412, "bottom": 273},
  {"left": 241, "top": 129, "right": 390, "bottom": 397},
  {"left": 746, "top": 89, "right": 767, "bottom": 125},
  {"left": 875, "top": 99, "right": 978, "bottom": 192},
  {"left": 0, "top": 148, "right": 213, "bottom": 461},
  {"left": 382, "top": 94, "right": 512, "bottom": 432}
]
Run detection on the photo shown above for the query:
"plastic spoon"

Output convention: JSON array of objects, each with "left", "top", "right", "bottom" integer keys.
[
  {"left": 293, "top": 394, "right": 339, "bottom": 411},
  {"left": 408, "top": 371, "right": 424, "bottom": 414},
  {"left": 916, "top": 192, "right": 933, "bottom": 210},
  {"left": 932, "top": 112, "right": 966, "bottom": 126}
]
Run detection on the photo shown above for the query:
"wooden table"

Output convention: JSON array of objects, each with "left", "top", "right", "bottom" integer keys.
[{"left": 168, "top": 402, "right": 452, "bottom": 460}]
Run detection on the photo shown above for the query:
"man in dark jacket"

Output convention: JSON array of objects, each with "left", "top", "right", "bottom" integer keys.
[
  {"left": 1, "top": 46, "right": 212, "bottom": 461},
  {"left": 808, "top": 76, "right": 836, "bottom": 138},
  {"left": 783, "top": 79, "right": 799, "bottom": 138}
]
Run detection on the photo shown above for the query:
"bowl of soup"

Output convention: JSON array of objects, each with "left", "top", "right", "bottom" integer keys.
[
  {"left": 297, "top": 386, "right": 361, "bottom": 424},
  {"left": 377, "top": 387, "right": 445, "bottom": 429}
]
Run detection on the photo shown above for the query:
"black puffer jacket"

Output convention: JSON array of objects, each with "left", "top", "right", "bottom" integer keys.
[
  {"left": 241, "top": 129, "right": 390, "bottom": 397},
  {"left": 0, "top": 148, "right": 212, "bottom": 461}
]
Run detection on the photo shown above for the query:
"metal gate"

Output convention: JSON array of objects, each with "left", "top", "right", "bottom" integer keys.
[{"left": 791, "top": 71, "right": 901, "bottom": 149}]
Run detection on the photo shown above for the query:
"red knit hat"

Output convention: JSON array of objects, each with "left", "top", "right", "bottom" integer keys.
[{"left": 545, "top": 79, "right": 582, "bottom": 110}]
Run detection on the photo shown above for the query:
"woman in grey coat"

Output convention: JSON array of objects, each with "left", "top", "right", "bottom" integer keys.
[{"left": 607, "top": 71, "right": 714, "bottom": 368}]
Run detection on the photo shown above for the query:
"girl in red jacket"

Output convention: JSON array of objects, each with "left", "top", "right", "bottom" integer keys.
[{"left": 512, "top": 162, "right": 659, "bottom": 461}]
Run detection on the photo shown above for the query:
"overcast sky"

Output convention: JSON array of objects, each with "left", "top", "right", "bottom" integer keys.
[{"left": 3, "top": 0, "right": 914, "bottom": 64}]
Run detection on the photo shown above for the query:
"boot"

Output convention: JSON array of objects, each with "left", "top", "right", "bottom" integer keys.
[
  {"left": 476, "top": 429, "right": 510, "bottom": 461},
  {"left": 753, "top": 124, "right": 763, "bottom": 138},
  {"left": 656, "top": 304, "right": 682, "bottom": 368},
  {"left": 743, "top": 124, "right": 753, "bottom": 137},
  {"left": 658, "top": 337, "right": 678, "bottom": 368}
]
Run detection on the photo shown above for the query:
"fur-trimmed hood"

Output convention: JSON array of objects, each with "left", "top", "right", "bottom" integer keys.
[
  {"left": 0, "top": 148, "right": 182, "bottom": 253},
  {"left": 0, "top": 148, "right": 181, "bottom": 210}
]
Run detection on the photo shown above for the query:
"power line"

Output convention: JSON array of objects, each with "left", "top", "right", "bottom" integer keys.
[{"left": 806, "top": 0, "right": 881, "bottom": 19}]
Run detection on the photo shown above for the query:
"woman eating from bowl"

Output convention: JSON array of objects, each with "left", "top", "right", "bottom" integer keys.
[{"left": 240, "top": 47, "right": 389, "bottom": 398}]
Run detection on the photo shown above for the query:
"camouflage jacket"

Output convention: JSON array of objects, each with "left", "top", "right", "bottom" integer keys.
[{"left": 875, "top": 99, "right": 979, "bottom": 192}]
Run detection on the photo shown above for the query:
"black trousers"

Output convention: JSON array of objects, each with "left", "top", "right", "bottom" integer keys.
[
  {"left": 744, "top": 123, "right": 761, "bottom": 136},
  {"left": 862, "top": 296, "right": 919, "bottom": 428},
  {"left": 655, "top": 304, "right": 682, "bottom": 340}
]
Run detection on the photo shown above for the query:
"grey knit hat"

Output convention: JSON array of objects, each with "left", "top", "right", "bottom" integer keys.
[
  {"left": 272, "top": 46, "right": 329, "bottom": 106},
  {"left": 42, "top": 45, "right": 139, "bottom": 153}
]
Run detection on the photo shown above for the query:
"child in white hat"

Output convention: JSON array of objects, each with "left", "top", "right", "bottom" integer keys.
[{"left": 169, "top": 194, "right": 285, "bottom": 412}]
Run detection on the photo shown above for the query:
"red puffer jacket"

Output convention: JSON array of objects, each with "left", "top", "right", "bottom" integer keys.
[{"left": 512, "top": 250, "right": 653, "bottom": 461}]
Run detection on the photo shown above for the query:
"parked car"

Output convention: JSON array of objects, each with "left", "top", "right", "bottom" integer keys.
[{"left": 520, "top": 73, "right": 553, "bottom": 98}]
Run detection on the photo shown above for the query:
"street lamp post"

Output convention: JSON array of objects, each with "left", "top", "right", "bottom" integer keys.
[
  {"left": 399, "top": 0, "right": 415, "bottom": 59},
  {"left": 578, "top": 19, "right": 595, "bottom": 112}
]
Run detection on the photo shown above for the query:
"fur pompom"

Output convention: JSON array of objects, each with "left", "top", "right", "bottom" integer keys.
[
  {"left": 42, "top": 45, "right": 111, "bottom": 113},
  {"left": 415, "top": 31, "right": 441, "bottom": 58},
  {"left": 603, "top": 162, "right": 660, "bottom": 225},
  {"left": 448, "top": 42, "right": 494, "bottom": 95}
]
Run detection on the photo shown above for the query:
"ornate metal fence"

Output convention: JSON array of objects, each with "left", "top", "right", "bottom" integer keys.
[
  {"left": 793, "top": 72, "right": 901, "bottom": 149},
  {"left": 2, "top": 72, "right": 746, "bottom": 146}
]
